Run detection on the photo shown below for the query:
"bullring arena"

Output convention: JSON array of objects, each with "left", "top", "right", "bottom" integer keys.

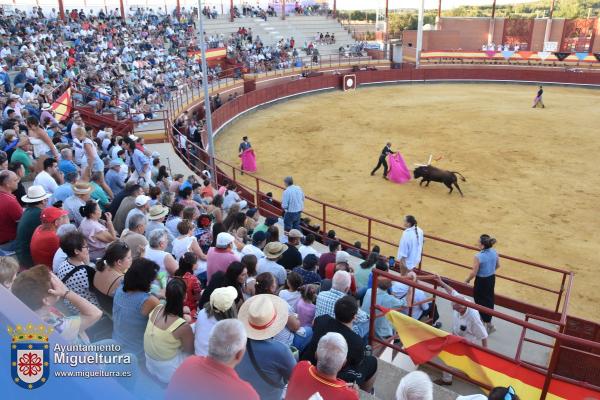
[
  {"left": 2, "top": 2, "right": 600, "bottom": 399},
  {"left": 215, "top": 82, "right": 600, "bottom": 317}
]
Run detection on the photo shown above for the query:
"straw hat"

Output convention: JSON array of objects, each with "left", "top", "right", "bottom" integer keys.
[
  {"left": 238, "top": 294, "right": 289, "bottom": 340},
  {"left": 41, "top": 103, "right": 52, "bottom": 111},
  {"left": 21, "top": 185, "right": 51, "bottom": 203},
  {"left": 148, "top": 204, "right": 169, "bottom": 221},
  {"left": 263, "top": 242, "right": 287, "bottom": 259},
  {"left": 72, "top": 181, "right": 93, "bottom": 195}
]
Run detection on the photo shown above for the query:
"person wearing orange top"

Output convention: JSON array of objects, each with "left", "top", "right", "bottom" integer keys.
[{"left": 286, "top": 332, "right": 359, "bottom": 400}]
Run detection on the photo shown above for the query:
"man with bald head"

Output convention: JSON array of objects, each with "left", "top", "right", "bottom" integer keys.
[{"left": 0, "top": 170, "right": 23, "bottom": 252}]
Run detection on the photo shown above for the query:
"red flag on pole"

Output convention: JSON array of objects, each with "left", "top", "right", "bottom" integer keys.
[{"left": 50, "top": 88, "right": 72, "bottom": 122}]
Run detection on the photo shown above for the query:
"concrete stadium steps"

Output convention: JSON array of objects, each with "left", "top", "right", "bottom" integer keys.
[{"left": 201, "top": 15, "right": 357, "bottom": 57}]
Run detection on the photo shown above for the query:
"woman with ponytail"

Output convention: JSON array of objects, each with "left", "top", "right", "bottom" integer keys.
[
  {"left": 93, "top": 240, "right": 132, "bottom": 297},
  {"left": 397, "top": 215, "right": 424, "bottom": 273},
  {"left": 465, "top": 234, "right": 500, "bottom": 333}
]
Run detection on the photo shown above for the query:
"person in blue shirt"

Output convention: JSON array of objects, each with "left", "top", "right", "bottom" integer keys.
[
  {"left": 51, "top": 171, "right": 77, "bottom": 206},
  {"left": 464, "top": 234, "right": 500, "bottom": 333},
  {"left": 58, "top": 148, "right": 78, "bottom": 176},
  {"left": 0, "top": 65, "right": 11, "bottom": 92},
  {"left": 281, "top": 176, "right": 304, "bottom": 232}
]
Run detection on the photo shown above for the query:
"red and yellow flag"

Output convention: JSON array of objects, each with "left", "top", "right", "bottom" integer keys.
[
  {"left": 386, "top": 311, "right": 600, "bottom": 400},
  {"left": 50, "top": 87, "right": 72, "bottom": 121},
  {"left": 188, "top": 48, "right": 227, "bottom": 61}
]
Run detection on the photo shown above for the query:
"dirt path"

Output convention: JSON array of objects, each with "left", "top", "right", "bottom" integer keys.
[{"left": 215, "top": 83, "right": 600, "bottom": 319}]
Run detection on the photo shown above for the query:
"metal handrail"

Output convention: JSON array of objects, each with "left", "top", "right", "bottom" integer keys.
[{"left": 369, "top": 269, "right": 600, "bottom": 399}]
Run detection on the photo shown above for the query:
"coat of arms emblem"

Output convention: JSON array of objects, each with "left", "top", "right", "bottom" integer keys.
[{"left": 8, "top": 323, "right": 53, "bottom": 390}]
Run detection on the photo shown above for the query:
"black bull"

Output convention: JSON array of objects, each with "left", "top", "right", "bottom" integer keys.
[{"left": 413, "top": 166, "right": 466, "bottom": 196}]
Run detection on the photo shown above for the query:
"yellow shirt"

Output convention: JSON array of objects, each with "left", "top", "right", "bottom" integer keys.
[{"left": 143, "top": 305, "right": 186, "bottom": 361}]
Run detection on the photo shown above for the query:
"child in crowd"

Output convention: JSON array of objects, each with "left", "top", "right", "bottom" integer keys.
[
  {"left": 279, "top": 271, "right": 303, "bottom": 308},
  {"left": 0, "top": 256, "right": 19, "bottom": 289},
  {"left": 295, "top": 284, "right": 317, "bottom": 327},
  {"left": 173, "top": 252, "right": 201, "bottom": 322}
]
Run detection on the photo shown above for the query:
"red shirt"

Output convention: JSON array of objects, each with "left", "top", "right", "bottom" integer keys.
[
  {"left": 30, "top": 226, "right": 60, "bottom": 268},
  {"left": 0, "top": 191, "right": 23, "bottom": 244},
  {"left": 181, "top": 272, "right": 201, "bottom": 321},
  {"left": 166, "top": 356, "right": 258, "bottom": 400},
  {"left": 285, "top": 361, "right": 359, "bottom": 400},
  {"left": 325, "top": 263, "right": 357, "bottom": 294}
]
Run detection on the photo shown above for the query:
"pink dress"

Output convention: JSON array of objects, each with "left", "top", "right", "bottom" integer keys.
[
  {"left": 387, "top": 152, "right": 411, "bottom": 184},
  {"left": 240, "top": 148, "right": 257, "bottom": 173}
]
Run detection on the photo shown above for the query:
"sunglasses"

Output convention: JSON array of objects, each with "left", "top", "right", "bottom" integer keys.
[{"left": 505, "top": 386, "right": 515, "bottom": 400}]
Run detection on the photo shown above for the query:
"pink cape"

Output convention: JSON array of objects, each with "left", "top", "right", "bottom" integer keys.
[
  {"left": 387, "top": 152, "right": 411, "bottom": 184},
  {"left": 240, "top": 148, "right": 257, "bottom": 172}
]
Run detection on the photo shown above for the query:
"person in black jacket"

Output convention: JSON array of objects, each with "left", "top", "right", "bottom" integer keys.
[{"left": 370, "top": 142, "right": 394, "bottom": 179}]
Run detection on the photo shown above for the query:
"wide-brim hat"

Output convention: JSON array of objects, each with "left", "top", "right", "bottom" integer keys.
[
  {"left": 238, "top": 294, "right": 289, "bottom": 340},
  {"left": 22, "top": 185, "right": 51, "bottom": 203},
  {"left": 41, "top": 103, "right": 52, "bottom": 111},
  {"left": 148, "top": 204, "right": 169, "bottom": 220},
  {"left": 263, "top": 242, "right": 287, "bottom": 259},
  {"left": 72, "top": 181, "right": 93, "bottom": 195}
]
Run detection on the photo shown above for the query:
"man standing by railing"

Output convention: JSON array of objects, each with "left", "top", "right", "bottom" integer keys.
[{"left": 282, "top": 176, "right": 304, "bottom": 233}]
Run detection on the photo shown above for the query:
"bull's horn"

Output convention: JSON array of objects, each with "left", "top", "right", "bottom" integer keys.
[{"left": 427, "top": 154, "right": 432, "bottom": 165}]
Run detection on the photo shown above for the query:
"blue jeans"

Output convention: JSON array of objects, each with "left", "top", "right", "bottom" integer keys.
[
  {"left": 0, "top": 240, "right": 16, "bottom": 255},
  {"left": 283, "top": 211, "right": 301, "bottom": 232},
  {"left": 292, "top": 326, "right": 313, "bottom": 352}
]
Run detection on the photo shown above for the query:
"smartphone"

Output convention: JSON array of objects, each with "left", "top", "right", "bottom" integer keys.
[{"left": 388, "top": 256, "right": 395, "bottom": 267}]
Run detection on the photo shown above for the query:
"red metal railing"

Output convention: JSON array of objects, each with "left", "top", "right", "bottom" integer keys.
[
  {"left": 162, "top": 67, "right": 589, "bottom": 324},
  {"left": 368, "top": 269, "right": 600, "bottom": 399}
]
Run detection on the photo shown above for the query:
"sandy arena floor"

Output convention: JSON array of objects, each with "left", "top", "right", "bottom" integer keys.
[{"left": 215, "top": 83, "right": 600, "bottom": 319}]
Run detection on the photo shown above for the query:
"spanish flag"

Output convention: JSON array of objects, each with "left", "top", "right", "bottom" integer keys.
[
  {"left": 50, "top": 88, "right": 72, "bottom": 121},
  {"left": 188, "top": 48, "right": 227, "bottom": 61},
  {"left": 386, "top": 311, "right": 600, "bottom": 400}
]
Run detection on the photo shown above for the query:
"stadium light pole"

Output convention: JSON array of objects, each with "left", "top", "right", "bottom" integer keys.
[
  {"left": 197, "top": 0, "right": 216, "bottom": 179},
  {"left": 416, "top": 0, "right": 425, "bottom": 67}
]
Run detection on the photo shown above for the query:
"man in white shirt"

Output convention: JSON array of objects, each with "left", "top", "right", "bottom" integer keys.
[
  {"left": 435, "top": 275, "right": 488, "bottom": 385},
  {"left": 298, "top": 233, "right": 321, "bottom": 260},
  {"left": 241, "top": 231, "right": 266, "bottom": 259},
  {"left": 397, "top": 215, "right": 424, "bottom": 272},
  {"left": 33, "top": 158, "right": 60, "bottom": 194},
  {"left": 257, "top": 242, "right": 288, "bottom": 286}
]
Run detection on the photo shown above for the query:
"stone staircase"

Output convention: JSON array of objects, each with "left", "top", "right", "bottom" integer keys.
[{"left": 201, "top": 14, "right": 357, "bottom": 57}]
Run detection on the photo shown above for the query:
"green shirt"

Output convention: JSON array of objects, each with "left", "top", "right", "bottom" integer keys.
[
  {"left": 15, "top": 206, "right": 42, "bottom": 268},
  {"left": 254, "top": 223, "right": 268, "bottom": 234},
  {"left": 10, "top": 148, "right": 33, "bottom": 176},
  {"left": 91, "top": 182, "right": 110, "bottom": 211}
]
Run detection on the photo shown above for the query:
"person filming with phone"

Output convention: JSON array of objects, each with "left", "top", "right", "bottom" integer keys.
[{"left": 434, "top": 275, "right": 488, "bottom": 386}]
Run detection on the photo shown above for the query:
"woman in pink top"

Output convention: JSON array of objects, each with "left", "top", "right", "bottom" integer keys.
[
  {"left": 296, "top": 284, "right": 317, "bottom": 327},
  {"left": 206, "top": 232, "right": 239, "bottom": 284}
]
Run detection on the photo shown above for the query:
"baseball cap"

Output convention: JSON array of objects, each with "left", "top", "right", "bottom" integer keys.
[
  {"left": 109, "top": 159, "right": 121, "bottom": 168},
  {"left": 135, "top": 195, "right": 151, "bottom": 207},
  {"left": 210, "top": 286, "right": 238, "bottom": 313},
  {"left": 288, "top": 229, "right": 303, "bottom": 239},
  {"left": 216, "top": 232, "right": 235, "bottom": 248},
  {"left": 41, "top": 207, "right": 69, "bottom": 223},
  {"left": 336, "top": 250, "right": 350, "bottom": 264}
]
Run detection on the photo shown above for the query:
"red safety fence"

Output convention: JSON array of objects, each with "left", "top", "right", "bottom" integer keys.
[{"left": 163, "top": 70, "right": 587, "bottom": 326}]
